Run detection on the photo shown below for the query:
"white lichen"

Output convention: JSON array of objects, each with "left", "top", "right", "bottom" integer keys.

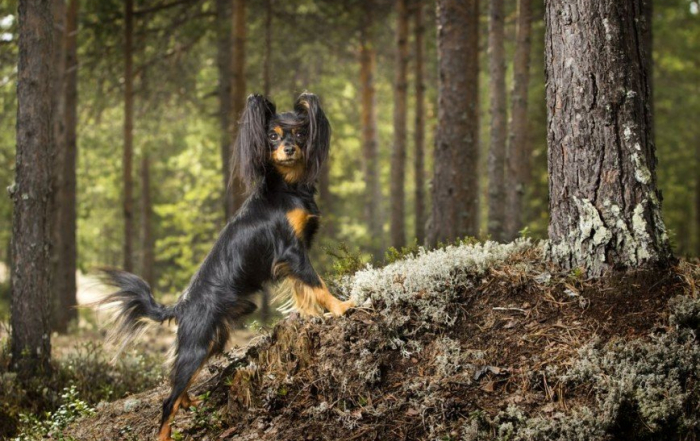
[
  {"left": 631, "top": 152, "right": 652, "bottom": 184},
  {"left": 631, "top": 202, "right": 653, "bottom": 261},
  {"left": 342, "top": 239, "right": 535, "bottom": 331},
  {"left": 623, "top": 126, "right": 634, "bottom": 141}
]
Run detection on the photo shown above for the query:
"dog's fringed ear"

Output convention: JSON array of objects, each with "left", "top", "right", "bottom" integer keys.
[
  {"left": 294, "top": 92, "right": 330, "bottom": 185},
  {"left": 234, "top": 94, "right": 276, "bottom": 190}
]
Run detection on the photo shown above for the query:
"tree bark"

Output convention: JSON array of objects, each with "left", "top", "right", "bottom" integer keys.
[
  {"left": 262, "top": 0, "right": 272, "bottom": 97},
  {"left": 429, "top": 0, "right": 480, "bottom": 246},
  {"left": 229, "top": 0, "right": 246, "bottom": 212},
  {"left": 216, "top": 0, "right": 234, "bottom": 221},
  {"left": 487, "top": 0, "right": 506, "bottom": 242},
  {"left": 49, "top": 0, "right": 68, "bottom": 332},
  {"left": 53, "top": 0, "right": 79, "bottom": 333},
  {"left": 318, "top": 160, "right": 334, "bottom": 238},
  {"left": 140, "top": 154, "right": 155, "bottom": 288},
  {"left": 123, "top": 0, "right": 134, "bottom": 272},
  {"left": 505, "top": 0, "right": 532, "bottom": 240},
  {"left": 696, "top": 142, "right": 700, "bottom": 257},
  {"left": 545, "top": 0, "right": 673, "bottom": 276},
  {"left": 360, "top": 0, "right": 383, "bottom": 254},
  {"left": 11, "top": 0, "right": 55, "bottom": 375},
  {"left": 390, "top": 0, "right": 409, "bottom": 249},
  {"left": 413, "top": 0, "right": 426, "bottom": 245}
]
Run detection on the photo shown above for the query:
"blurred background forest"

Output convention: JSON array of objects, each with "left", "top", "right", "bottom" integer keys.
[{"left": 0, "top": 0, "right": 698, "bottom": 320}]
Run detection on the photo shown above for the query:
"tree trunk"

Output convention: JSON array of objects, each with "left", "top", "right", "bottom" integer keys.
[
  {"left": 505, "top": 0, "right": 532, "bottom": 240},
  {"left": 487, "top": 0, "right": 506, "bottom": 242},
  {"left": 545, "top": 0, "right": 673, "bottom": 276},
  {"left": 216, "top": 0, "right": 234, "bottom": 221},
  {"left": 49, "top": 0, "right": 67, "bottom": 332},
  {"left": 429, "top": 0, "right": 480, "bottom": 246},
  {"left": 53, "top": 0, "right": 79, "bottom": 333},
  {"left": 11, "top": 0, "right": 55, "bottom": 376},
  {"left": 123, "top": 0, "right": 134, "bottom": 272},
  {"left": 318, "top": 160, "right": 334, "bottom": 238},
  {"left": 360, "top": 0, "right": 383, "bottom": 254},
  {"left": 696, "top": 142, "right": 700, "bottom": 257},
  {"left": 413, "top": 0, "right": 426, "bottom": 245},
  {"left": 140, "top": 154, "right": 155, "bottom": 288},
  {"left": 229, "top": 0, "right": 246, "bottom": 212},
  {"left": 390, "top": 0, "right": 409, "bottom": 249},
  {"left": 262, "top": 0, "right": 272, "bottom": 97}
]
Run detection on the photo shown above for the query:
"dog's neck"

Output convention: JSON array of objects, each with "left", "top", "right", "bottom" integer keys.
[{"left": 258, "top": 167, "right": 316, "bottom": 197}]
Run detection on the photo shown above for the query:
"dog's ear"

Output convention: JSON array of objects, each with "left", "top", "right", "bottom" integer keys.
[
  {"left": 294, "top": 92, "right": 330, "bottom": 185},
  {"left": 234, "top": 94, "right": 276, "bottom": 190}
]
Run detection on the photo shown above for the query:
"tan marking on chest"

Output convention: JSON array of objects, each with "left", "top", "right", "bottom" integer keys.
[{"left": 286, "top": 208, "right": 315, "bottom": 239}]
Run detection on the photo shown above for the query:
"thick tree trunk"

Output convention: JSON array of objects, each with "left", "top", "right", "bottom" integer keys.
[
  {"left": 505, "top": 0, "right": 532, "bottom": 240},
  {"left": 49, "top": 0, "right": 68, "bottom": 332},
  {"left": 123, "top": 0, "right": 134, "bottom": 272},
  {"left": 545, "top": 0, "right": 673, "bottom": 276},
  {"left": 429, "top": 0, "right": 480, "bottom": 246},
  {"left": 487, "top": 0, "right": 506, "bottom": 242},
  {"left": 413, "top": 0, "right": 426, "bottom": 245},
  {"left": 360, "top": 1, "right": 383, "bottom": 254},
  {"left": 140, "top": 154, "right": 155, "bottom": 288},
  {"left": 229, "top": 0, "right": 246, "bottom": 212},
  {"left": 53, "top": 0, "right": 79, "bottom": 332},
  {"left": 390, "top": 0, "right": 409, "bottom": 249},
  {"left": 11, "top": 0, "right": 55, "bottom": 375},
  {"left": 216, "top": 0, "right": 234, "bottom": 221},
  {"left": 262, "top": 0, "right": 272, "bottom": 97}
]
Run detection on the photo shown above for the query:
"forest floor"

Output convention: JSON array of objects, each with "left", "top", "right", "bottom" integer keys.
[
  {"left": 0, "top": 272, "right": 260, "bottom": 440},
  {"left": 58, "top": 240, "right": 700, "bottom": 441},
  {"left": 63, "top": 242, "right": 700, "bottom": 440}
]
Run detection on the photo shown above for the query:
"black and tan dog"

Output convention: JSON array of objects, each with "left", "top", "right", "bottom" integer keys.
[{"left": 99, "top": 93, "right": 354, "bottom": 440}]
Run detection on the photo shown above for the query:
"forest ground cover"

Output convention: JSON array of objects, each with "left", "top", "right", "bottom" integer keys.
[{"left": 58, "top": 240, "right": 700, "bottom": 440}]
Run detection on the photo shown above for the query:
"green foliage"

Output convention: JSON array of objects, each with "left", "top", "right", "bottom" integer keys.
[
  {"left": 323, "top": 242, "right": 369, "bottom": 280},
  {"left": 15, "top": 386, "right": 94, "bottom": 441},
  {"left": 0, "top": 339, "right": 163, "bottom": 439},
  {"left": 383, "top": 239, "right": 420, "bottom": 265},
  {"left": 56, "top": 341, "right": 164, "bottom": 403}
]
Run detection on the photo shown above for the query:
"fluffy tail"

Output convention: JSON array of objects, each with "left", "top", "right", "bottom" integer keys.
[{"left": 97, "top": 269, "right": 177, "bottom": 355}]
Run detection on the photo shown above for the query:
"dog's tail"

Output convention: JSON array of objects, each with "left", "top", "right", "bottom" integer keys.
[{"left": 96, "top": 269, "right": 177, "bottom": 356}]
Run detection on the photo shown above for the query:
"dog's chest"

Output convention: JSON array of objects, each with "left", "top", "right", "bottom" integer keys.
[{"left": 285, "top": 207, "right": 320, "bottom": 243}]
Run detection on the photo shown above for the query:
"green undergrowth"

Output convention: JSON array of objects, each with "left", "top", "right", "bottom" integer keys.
[{"left": 0, "top": 339, "right": 164, "bottom": 439}]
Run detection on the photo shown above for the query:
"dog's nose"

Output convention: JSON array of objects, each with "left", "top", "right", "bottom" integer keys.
[{"left": 283, "top": 145, "right": 295, "bottom": 156}]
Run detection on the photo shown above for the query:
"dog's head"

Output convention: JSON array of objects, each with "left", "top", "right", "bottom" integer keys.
[{"left": 234, "top": 92, "right": 330, "bottom": 190}]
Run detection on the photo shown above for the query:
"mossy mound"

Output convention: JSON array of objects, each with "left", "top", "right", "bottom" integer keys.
[{"left": 65, "top": 241, "right": 700, "bottom": 440}]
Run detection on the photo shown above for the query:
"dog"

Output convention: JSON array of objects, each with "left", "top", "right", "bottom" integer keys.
[{"left": 98, "top": 92, "right": 354, "bottom": 441}]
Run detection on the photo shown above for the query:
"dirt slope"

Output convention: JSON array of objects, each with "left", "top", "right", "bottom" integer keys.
[{"left": 65, "top": 241, "right": 700, "bottom": 441}]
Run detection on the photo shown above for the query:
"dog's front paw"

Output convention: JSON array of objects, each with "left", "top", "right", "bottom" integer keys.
[{"left": 333, "top": 299, "right": 355, "bottom": 316}]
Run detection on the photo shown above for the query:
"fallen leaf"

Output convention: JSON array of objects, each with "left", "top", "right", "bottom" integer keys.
[{"left": 219, "top": 426, "right": 237, "bottom": 439}]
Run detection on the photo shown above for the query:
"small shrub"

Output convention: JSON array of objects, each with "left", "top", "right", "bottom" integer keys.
[{"left": 15, "top": 385, "right": 95, "bottom": 440}]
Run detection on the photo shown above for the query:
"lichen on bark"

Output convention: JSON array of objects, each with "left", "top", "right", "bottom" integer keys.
[{"left": 545, "top": 0, "right": 673, "bottom": 276}]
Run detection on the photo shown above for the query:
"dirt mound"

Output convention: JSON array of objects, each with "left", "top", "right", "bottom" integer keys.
[{"left": 64, "top": 241, "right": 700, "bottom": 440}]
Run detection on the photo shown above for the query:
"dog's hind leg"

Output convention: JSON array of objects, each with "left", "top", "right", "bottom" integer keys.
[{"left": 158, "top": 341, "right": 208, "bottom": 441}]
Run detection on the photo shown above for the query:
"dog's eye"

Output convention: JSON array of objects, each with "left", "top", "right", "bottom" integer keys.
[
  {"left": 269, "top": 133, "right": 279, "bottom": 141},
  {"left": 295, "top": 132, "right": 306, "bottom": 140}
]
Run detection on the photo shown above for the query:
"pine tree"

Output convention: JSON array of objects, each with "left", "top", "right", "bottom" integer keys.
[
  {"left": 545, "top": 0, "right": 673, "bottom": 276},
  {"left": 11, "top": 0, "right": 56, "bottom": 375},
  {"left": 430, "top": 0, "right": 480, "bottom": 245}
]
